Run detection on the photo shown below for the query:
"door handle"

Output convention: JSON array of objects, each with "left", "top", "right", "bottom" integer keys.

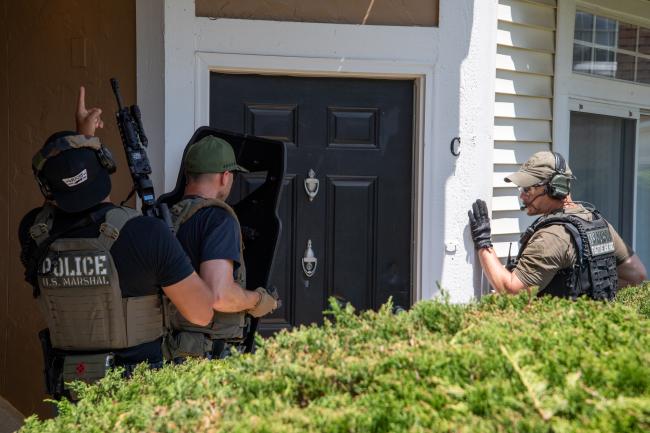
[{"left": 302, "top": 239, "right": 317, "bottom": 278}]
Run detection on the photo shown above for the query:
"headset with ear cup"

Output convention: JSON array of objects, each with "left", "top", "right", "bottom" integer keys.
[
  {"left": 95, "top": 145, "right": 117, "bottom": 174},
  {"left": 32, "top": 134, "right": 116, "bottom": 199},
  {"left": 546, "top": 152, "right": 572, "bottom": 199}
]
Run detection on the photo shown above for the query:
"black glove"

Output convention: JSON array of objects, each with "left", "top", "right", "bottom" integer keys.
[{"left": 468, "top": 199, "right": 493, "bottom": 250}]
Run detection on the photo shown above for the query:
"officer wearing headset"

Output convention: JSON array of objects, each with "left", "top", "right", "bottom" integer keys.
[
  {"left": 468, "top": 151, "right": 647, "bottom": 299},
  {"left": 18, "top": 87, "right": 215, "bottom": 398}
]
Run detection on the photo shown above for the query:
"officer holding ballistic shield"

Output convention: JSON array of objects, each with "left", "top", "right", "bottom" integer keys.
[{"left": 164, "top": 135, "right": 278, "bottom": 360}]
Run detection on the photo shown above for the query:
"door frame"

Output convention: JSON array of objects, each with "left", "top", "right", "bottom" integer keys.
[
  {"left": 195, "top": 52, "right": 430, "bottom": 305},
  {"left": 567, "top": 98, "right": 639, "bottom": 245}
]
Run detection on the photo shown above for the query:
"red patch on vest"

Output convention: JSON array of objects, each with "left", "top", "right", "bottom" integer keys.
[{"left": 76, "top": 362, "right": 86, "bottom": 376}]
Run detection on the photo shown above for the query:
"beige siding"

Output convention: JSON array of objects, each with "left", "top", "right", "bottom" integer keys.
[
  {"left": 493, "top": 141, "right": 550, "bottom": 165},
  {"left": 494, "top": 95, "right": 552, "bottom": 120},
  {"left": 495, "top": 70, "right": 553, "bottom": 97},
  {"left": 497, "top": 22, "right": 555, "bottom": 52},
  {"left": 492, "top": 0, "right": 556, "bottom": 252},
  {"left": 496, "top": 46, "right": 554, "bottom": 76},
  {"left": 497, "top": 0, "right": 555, "bottom": 29},
  {"left": 195, "top": 0, "right": 439, "bottom": 26},
  {"left": 492, "top": 196, "right": 522, "bottom": 212},
  {"left": 494, "top": 118, "right": 552, "bottom": 142}
]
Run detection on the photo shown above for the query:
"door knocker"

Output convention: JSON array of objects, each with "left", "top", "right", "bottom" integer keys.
[
  {"left": 304, "top": 169, "right": 319, "bottom": 201},
  {"left": 302, "top": 239, "right": 318, "bottom": 278}
]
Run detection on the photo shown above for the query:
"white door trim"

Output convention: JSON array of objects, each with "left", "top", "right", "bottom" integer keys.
[
  {"left": 568, "top": 98, "right": 639, "bottom": 120},
  {"left": 195, "top": 53, "right": 435, "bottom": 129}
]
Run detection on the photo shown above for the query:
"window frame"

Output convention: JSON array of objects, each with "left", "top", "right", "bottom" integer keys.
[
  {"left": 571, "top": 9, "right": 650, "bottom": 85},
  {"left": 635, "top": 111, "right": 650, "bottom": 265}
]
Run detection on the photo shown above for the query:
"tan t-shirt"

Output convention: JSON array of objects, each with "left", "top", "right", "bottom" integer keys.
[{"left": 513, "top": 205, "right": 633, "bottom": 289}]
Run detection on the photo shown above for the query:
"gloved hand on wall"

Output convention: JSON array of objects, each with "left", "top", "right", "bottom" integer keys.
[{"left": 468, "top": 199, "right": 493, "bottom": 250}]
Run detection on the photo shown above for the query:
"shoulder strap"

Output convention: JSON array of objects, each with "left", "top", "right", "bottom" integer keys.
[
  {"left": 97, "top": 206, "right": 141, "bottom": 250},
  {"left": 29, "top": 205, "right": 56, "bottom": 246},
  {"left": 517, "top": 214, "right": 585, "bottom": 261},
  {"left": 170, "top": 198, "right": 199, "bottom": 232},
  {"left": 171, "top": 197, "right": 241, "bottom": 230}
]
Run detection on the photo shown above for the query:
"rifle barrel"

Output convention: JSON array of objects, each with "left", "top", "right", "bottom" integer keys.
[{"left": 110, "top": 78, "right": 125, "bottom": 110}]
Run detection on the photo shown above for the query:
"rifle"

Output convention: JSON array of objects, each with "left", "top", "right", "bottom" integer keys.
[{"left": 110, "top": 78, "right": 173, "bottom": 229}]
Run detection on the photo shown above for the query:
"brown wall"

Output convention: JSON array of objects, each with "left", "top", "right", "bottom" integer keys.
[
  {"left": 0, "top": 0, "right": 136, "bottom": 418},
  {"left": 196, "top": 0, "right": 439, "bottom": 26}
]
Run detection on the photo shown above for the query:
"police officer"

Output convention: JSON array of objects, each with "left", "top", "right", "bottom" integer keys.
[
  {"left": 468, "top": 151, "right": 647, "bottom": 299},
  {"left": 165, "top": 135, "right": 278, "bottom": 360},
  {"left": 19, "top": 87, "right": 215, "bottom": 398}
]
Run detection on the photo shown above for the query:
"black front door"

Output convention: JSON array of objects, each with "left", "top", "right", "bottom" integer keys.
[{"left": 210, "top": 73, "right": 414, "bottom": 331}]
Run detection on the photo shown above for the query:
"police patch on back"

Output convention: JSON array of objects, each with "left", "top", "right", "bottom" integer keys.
[
  {"left": 587, "top": 228, "right": 615, "bottom": 256},
  {"left": 39, "top": 252, "right": 112, "bottom": 288}
]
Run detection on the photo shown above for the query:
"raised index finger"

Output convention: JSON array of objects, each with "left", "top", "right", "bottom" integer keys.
[{"left": 77, "top": 86, "right": 86, "bottom": 113}]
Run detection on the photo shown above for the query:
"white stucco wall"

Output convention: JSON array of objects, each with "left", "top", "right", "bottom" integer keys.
[
  {"left": 432, "top": 0, "right": 497, "bottom": 302},
  {"left": 136, "top": 0, "right": 497, "bottom": 303}
]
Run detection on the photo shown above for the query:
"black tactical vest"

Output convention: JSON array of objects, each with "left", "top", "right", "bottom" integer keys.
[{"left": 515, "top": 209, "right": 618, "bottom": 300}]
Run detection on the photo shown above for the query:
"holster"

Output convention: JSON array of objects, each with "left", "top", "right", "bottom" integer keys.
[
  {"left": 38, "top": 328, "right": 121, "bottom": 400},
  {"left": 38, "top": 328, "right": 64, "bottom": 398}
]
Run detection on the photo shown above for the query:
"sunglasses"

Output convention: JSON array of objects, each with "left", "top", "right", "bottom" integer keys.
[{"left": 518, "top": 183, "right": 546, "bottom": 194}]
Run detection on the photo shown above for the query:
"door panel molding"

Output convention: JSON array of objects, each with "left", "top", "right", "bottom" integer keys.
[
  {"left": 245, "top": 103, "right": 299, "bottom": 146},
  {"left": 325, "top": 176, "right": 378, "bottom": 310},
  {"left": 327, "top": 107, "right": 380, "bottom": 149}
]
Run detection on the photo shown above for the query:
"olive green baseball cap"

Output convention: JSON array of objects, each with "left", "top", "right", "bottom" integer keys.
[
  {"left": 184, "top": 135, "right": 248, "bottom": 174},
  {"left": 504, "top": 151, "right": 573, "bottom": 187}
]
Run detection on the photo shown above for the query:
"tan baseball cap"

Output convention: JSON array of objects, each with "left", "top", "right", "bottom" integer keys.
[{"left": 504, "top": 151, "right": 573, "bottom": 187}]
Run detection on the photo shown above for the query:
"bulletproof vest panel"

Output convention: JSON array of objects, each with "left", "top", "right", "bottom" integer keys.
[
  {"left": 517, "top": 209, "right": 618, "bottom": 300},
  {"left": 33, "top": 207, "right": 163, "bottom": 350},
  {"left": 167, "top": 198, "right": 248, "bottom": 346},
  {"left": 123, "top": 295, "right": 164, "bottom": 346}
]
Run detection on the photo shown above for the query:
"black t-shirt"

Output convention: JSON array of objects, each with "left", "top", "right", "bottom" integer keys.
[
  {"left": 175, "top": 206, "right": 241, "bottom": 274},
  {"left": 19, "top": 203, "right": 194, "bottom": 365}
]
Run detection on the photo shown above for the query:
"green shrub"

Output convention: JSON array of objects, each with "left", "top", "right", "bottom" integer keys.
[
  {"left": 616, "top": 282, "right": 650, "bottom": 318},
  {"left": 22, "top": 287, "right": 650, "bottom": 433}
]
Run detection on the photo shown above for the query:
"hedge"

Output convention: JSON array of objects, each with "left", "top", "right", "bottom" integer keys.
[{"left": 21, "top": 284, "right": 650, "bottom": 433}]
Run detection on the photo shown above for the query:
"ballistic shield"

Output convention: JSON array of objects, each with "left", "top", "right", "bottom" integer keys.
[{"left": 157, "top": 127, "right": 286, "bottom": 352}]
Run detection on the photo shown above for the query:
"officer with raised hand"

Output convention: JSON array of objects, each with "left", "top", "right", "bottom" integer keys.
[
  {"left": 468, "top": 151, "right": 647, "bottom": 299},
  {"left": 165, "top": 135, "right": 278, "bottom": 360},
  {"left": 19, "top": 87, "right": 214, "bottom": 398}
]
